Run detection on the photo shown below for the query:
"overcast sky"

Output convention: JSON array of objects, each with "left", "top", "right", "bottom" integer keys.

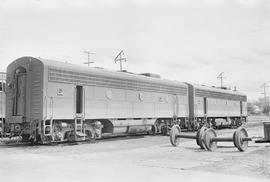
[{"left": 0, "top": 0, "right": 269, "bottom": 100}]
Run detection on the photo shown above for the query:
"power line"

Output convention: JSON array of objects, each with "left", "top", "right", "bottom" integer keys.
[{"left": 83, "top": 51, "right": 95, "bottom": 67}]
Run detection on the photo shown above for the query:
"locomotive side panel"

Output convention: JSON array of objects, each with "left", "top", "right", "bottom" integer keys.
[
  {"left": 133, "top": 102, "right": 155, "bottom": 118},
  {"left": 45, "top": 82, "right": 75, "bottom": 120},
  {"left": 207, "top": 98, "right": 241, "bottom": 117},
  {"left": 194, "top": 96, "right": 205, "bottom": 118},
  {"left": 107, "top": 101, "right": 133, "bottom": 118},
  {"left": 153, "top": 93, "right": 173, "bottom": 117},
  {"left": 128, "top": 90, "right": 154, "bottom": 118},
  {"left": 178, "top": 95, "right": 189, "bottom": 118},
  {"left": 45, "top": 84, "right": 184, "bottom": 120},
  {"left": 86, "top": 86, "right": 133, "bottom": 119}
]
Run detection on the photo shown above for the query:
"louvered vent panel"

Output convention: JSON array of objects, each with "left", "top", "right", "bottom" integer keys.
[
  {"left": 195, "top": 89, "right": 247, "bottom": 101},
  {"left": 48, "top": 68, "right": 187, "bottom": 95}
]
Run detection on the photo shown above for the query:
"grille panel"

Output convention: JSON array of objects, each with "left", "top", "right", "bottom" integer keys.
[
  {"left": 48, "top": 68, "right": 187, "bottom": 95},
  {"left": 195, "top": 89, "right": 247, "bottom": 101}
]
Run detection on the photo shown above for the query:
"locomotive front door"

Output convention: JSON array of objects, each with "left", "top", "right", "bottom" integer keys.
[{"left": 14, "top": 68, "right": 26, "bottom": 116}]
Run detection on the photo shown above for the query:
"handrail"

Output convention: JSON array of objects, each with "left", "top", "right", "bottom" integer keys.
[
  {"left": 50, "top": 96, "right": 53, "bottom": 119},
  {"left": 43, "top": 96, "right": 47, "bottom": 120}
]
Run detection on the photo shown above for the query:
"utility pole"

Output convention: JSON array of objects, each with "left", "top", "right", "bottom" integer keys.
[
  {"left": 83, "top": 51, "right": 95, "bottom": 67},
  {"left": 217, "top": 72, "right": 226, "bottom": 88},
  {"left": 261, "top": 83, "right": 269, "bottom": 116},
  {"left": 114, "top": 50, "right": 126, "bottom": 71}
]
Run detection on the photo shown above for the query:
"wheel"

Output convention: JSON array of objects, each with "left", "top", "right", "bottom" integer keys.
[
  {"left": 203, "top": 128, "right": 217, "bottom": 151},
  {"left": 85, "top": 129, "right": 95, "bottom": 139},
  {"left": 161, "top": 125, "right": 168, "bottom": 135},
  {"left": 196, "top": 126, "right": 207, "bottom": 149},
  {"left": 233, "top": 127, "right": 248, "bottom": 152},
  {"left": 66, "top": 131, "right": 75, "bottom": 142},
  {"left": 170, "top": 125, "right": 181, "bottom": 147},
  {"left": 151, "top": 125, "right": 158, "bottom": 135},
  {"left": 211, "top": 120, "right": 217, "bottom": 129},
  {"left": 21, "top": 134, "right": 30, "bottom": 142},
  {"left": 233, "top": 131, "right": 237, "bottom": 147}
]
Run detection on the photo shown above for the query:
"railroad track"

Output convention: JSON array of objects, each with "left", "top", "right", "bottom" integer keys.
[{"left": 0, "top": 133, "right": 153, "bottom": 147}]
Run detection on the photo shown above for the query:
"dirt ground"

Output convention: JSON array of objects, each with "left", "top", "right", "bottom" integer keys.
[{"left": 0, "top": 117, "right": 270, "bottom": 182}]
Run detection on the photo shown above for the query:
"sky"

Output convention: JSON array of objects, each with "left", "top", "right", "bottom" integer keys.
[{"left": 0, "top": 0, "right": 270, "bottom": 101}]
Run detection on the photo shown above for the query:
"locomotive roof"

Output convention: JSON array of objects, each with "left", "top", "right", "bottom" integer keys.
[
  {"left": 22, "top": 57, "right": 188, "bottom": 88},
  {"left": 191, "top": 83, "right": 246, "bottom": 97},
  {"left": 9, "top": 57, "right": 247, "bottom": 99}
]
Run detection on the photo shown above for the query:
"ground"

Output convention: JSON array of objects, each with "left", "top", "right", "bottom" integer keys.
[{"left": 0, "top": 116, "right": 270, "bottom": 182}]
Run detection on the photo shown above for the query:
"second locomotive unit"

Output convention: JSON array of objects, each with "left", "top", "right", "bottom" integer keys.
[{"left": 4, "top": 57, "right": 247, "bottom": 143}]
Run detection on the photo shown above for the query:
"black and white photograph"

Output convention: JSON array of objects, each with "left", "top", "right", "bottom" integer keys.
[{"left": 0, "top": 0, "right": 270, "bottom": 182}]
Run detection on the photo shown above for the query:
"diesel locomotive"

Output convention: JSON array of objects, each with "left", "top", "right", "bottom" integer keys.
[{"left": 3, "top": 57, "right": 247, "bottom": 143}]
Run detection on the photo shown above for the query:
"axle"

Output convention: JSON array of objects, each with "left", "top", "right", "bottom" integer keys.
[
  {"left": 170, "top": 125, "right": 208, "bottom": 149},
  {"left": 170, "top": 126, "right": 251, "bottom": 152},
  {"left": 211, "top": 137, "right": 252, "bottom": 142},
  {"left": 176, "top": 134, "right": 197, "bottom": 140},
  {"left": 203, "top": 127, "right": 251, "bottom": 152}
]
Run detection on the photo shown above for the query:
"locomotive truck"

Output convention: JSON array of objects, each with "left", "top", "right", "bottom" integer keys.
[{"left": 4, "top": 57, "right": 247, "bottom": 143}]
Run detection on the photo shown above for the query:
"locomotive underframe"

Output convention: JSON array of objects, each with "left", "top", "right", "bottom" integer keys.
[
  {"left": 33, "top": 117, "right": 187, "bottom": 143},
  {"left": 2, "top": 115, "right": 246, "bottom": 143}
]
